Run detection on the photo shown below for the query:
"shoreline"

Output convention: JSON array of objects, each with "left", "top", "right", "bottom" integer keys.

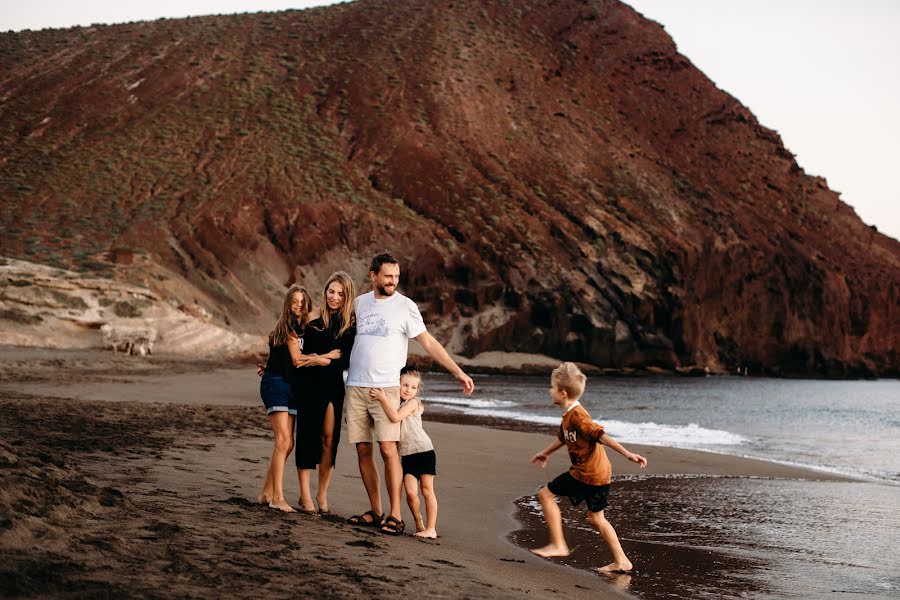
[
  {"left": 2, "top": 343, "right": 893, "bottom": 380},
  {"left": 0, "top": 345, "right": 860, "bottom": 483},
  {"left": 0, "top": 348, "right": 869, "bottom": 599},
  {"left": 0, "top": 346, "right": 862, "bottom": 482}
]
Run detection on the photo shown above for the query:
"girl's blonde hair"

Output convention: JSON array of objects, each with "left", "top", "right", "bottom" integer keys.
[
  {"left": 551, "top": 362, "right": 586, "bottom": 401},
  {"left": 269, "top": 284, "right": 312, "bottom": 347},
  {"left": 400, "top": 365, "right": 422, "bottom": 398},
  {"left": 320, "top": 271, "right": 355, "bottom": 338}
]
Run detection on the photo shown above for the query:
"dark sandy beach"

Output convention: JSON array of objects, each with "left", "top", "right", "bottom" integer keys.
[{"left": 0, "top": 348, "right": 851, "bottom": 599}]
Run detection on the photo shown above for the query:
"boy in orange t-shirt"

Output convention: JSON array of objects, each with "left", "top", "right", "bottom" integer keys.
[{"left": 530, "top": 362, "right": 647, "bottom": 574}]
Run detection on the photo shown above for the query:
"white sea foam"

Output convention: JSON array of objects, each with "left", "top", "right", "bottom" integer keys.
[
  {"left": 425, "top": 395, "right": 518, "bottom": 410},
  {"left": 601, "top": 419, "right": 748, "bottom": 447},
  {"left": 463, "top": 409, "right": 562, "bottom": 427},
  {"left": 426, "top": 395, "right": 748, "bottom": 447}
]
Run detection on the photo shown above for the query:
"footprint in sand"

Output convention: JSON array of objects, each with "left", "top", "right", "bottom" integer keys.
[{"left": 345, "top": 540, "right": 379, "bottom": 549}]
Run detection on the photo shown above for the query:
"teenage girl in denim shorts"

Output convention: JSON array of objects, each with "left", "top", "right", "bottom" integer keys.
[{"left": 257, "top": 284, "right": 312, "bottom": 512}]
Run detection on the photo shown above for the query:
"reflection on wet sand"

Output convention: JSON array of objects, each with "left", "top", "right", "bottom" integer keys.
[
  {"left": 597, "top": 571, "right": 632, "bottom": 592},
  {"left": 511, "top": 475, "right": 900, "bottom": 599}
]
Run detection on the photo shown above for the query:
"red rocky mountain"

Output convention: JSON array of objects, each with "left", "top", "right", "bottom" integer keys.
[{"left": 2, "top": 0, "right": 898, "bottom": 376}]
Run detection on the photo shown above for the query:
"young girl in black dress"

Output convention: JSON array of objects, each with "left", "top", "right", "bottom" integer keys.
[
  {"left": 258, "top": 284, "right": 312, "bottom": 512},
  {"left": 295, "top": 271, "right": 356, "bottom": 514}
]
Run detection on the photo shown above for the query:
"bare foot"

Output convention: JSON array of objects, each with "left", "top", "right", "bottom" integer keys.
[
  {"left": 268, "top": 500, "right": 297, "bottom": 513},
  {"left": 414, "top": 529, "right": 438, "bottom": 539},
  {"left": 316, "top": 497, "right": 330, "bottom": 514},
  {"left": 530, "top": 544, "right": 570, "bottom": 558},
  {"left": 596, "top": 560, "right": 633, "bottom": 574},
  {"left": 297, "top": 498, "right": 316, "bottom": 513},
  {"left": 256, "top": 494, "right": 273, "bottom": 505}
]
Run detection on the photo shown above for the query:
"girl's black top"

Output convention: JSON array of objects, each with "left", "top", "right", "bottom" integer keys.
[{"left": 264, "top": 322, "right": 304, "bottom": 384}]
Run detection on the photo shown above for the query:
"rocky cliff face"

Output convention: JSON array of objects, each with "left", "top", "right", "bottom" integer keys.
[{"left": 1, "top": 0, "right": 898, "bottom": 376}]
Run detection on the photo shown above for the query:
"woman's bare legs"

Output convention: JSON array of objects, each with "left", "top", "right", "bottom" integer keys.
[
  {"left": 297, "top": 467, "right": 315, "bottom": 512},
  {"left": 262, "top": 412, "right": 296, "bottom": 512},
  {"left": 316, "top": 402, "right": 336, "bottom": 513}
]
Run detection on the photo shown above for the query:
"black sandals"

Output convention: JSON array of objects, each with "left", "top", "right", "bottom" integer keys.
[
  {"left": 346, "top": 510, "right": 384, "bottom": 527},
  {"left": 380, "top": 516, "right": 404, "bottom": 536}
]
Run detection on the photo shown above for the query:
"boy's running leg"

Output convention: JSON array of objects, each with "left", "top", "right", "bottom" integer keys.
[
  {"left": 588, "top": 510, "right": 633, "bottom": 573},
  {"left": 531, "top": 486, "right": 570, "bottom": 557},
  {"left": 416, "top": 474, "right": 438, "bottom": 539},
  {"left": 404, "top": 475, "right": 425, "bottom": 533}
]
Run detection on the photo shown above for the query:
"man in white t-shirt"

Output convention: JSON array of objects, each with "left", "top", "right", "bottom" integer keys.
[{"left": 344, "top": 252, "right": 474, "bottom": 535}]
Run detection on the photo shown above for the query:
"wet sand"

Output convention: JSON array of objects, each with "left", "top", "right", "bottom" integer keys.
[{"left": 0, "top": 348, "right": 849, "bottom": 598}]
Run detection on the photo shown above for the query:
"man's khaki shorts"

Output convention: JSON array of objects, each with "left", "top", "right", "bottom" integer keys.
[{"left": 345, "top": 386, "right": 401, "bottom": 444}]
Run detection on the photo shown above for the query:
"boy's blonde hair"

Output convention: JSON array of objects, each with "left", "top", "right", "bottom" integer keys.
[{"left": 551, "top": 362, "right": 586, "bottom": 401}]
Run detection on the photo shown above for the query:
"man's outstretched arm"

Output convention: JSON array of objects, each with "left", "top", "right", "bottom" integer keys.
[{"left": 415, "top": 331, "right": 474, "bottom": 395}]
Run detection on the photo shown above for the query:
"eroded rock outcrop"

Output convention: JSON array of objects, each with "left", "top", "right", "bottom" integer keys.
[{"left": 0, "top": 258, "right": 262, "bottom": 356}]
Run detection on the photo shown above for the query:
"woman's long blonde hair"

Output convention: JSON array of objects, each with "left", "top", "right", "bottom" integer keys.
[
  {"left": 269, "top": 284, "right": 312, "bottom": 347},
  {"left": 320, "top": 271, "right": 355, "bottom": 338}
]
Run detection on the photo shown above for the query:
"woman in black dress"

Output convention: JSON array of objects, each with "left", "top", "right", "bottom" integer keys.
[{"left": 296, "top": 271, "right": 356, "bottom": 514}]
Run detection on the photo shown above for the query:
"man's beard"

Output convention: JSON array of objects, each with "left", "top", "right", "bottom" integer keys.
[{"left": 376, "top": 284, "right": 396, "bottom": 296}]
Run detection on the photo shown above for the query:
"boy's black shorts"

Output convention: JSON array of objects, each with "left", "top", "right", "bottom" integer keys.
[{"left": 546, "top": 471, "right": 610, "bottom": 513}]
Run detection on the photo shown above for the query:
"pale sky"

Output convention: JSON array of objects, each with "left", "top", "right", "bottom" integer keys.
[
  {"left": 2, "top": 1, "right": 898, "bottom": 241},
  {"left": 626, "top": 0, "right": 900, "bottom": 241}
]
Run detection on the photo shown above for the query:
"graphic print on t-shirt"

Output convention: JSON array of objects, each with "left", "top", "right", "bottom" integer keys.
[
  {"left": 346, "top": 291, "right": 426, "bottom": 388},
  {"left": 357, "top": 310, "right": 389, "bottom": 337}
]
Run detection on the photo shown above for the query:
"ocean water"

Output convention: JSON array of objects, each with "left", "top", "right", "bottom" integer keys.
[
  {"left": 424, "top": 374, "right": 900, "bottom": 483},
  {"left": 423, "top": 373, "right": 900, "bottom": 598}
]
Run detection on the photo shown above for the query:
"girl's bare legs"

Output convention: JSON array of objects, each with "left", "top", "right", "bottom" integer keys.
[
  {"left": 265, "top": 412, "right": 296, "bottom": 513},
  {"left": 257, "top": 459, "right": 275, "bottom": 504},
  {"left": 316, "top": 403, "right": 336, "bottom": 513},
  {"left": 588, "top": 510, "right": 633, "bottom": 573},
  {"left": 416, "top": 474, "right": 438, "bottom": 539},
  {"left": 530, "top": 486, "right": 570, "bottom": 557},
  {"left": 403, "top": 475, "right": 425, "bottom": 533}
]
